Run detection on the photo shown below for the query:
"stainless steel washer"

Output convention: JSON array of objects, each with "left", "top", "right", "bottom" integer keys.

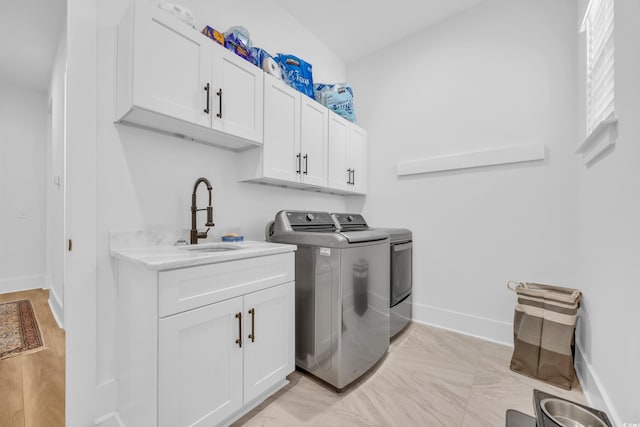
[
  {"left": 332, "top": 214, "right": 413, "bottom": 338},
  {"left": 267, "top": 210, "right": 390, "bottom": 390}
]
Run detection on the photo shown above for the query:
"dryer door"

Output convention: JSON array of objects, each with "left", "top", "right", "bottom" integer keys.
[{"left": 391, "top": 241, "right": 412, "bottom": 306}]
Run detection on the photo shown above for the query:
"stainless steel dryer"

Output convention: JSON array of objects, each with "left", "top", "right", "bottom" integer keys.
[
  {"left": 332, "top": 213, "right": 413, "bottom": 338},
  {"left": 266, "top": 210, "right": 390, "bottom": 390}
]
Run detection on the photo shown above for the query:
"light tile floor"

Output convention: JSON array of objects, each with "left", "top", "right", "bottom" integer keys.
[{"left": 233, "top": 322, "right": 585, "bottom": 427}]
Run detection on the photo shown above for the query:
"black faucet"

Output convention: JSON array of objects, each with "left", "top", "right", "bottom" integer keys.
[{"left": 190, "top": 177, "right": 215, "bottom": 244}]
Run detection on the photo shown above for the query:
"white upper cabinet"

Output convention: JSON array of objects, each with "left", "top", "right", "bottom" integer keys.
[
  {"left": 260, "top": 74, "right": 301, "bottom": 183},
  {"left": 122, "top": 2, "right": 211, "bottom": 127},
  {"left": 348, "top": 124, "right": 367, "bottom": 194},
  {"left": 327, "top": 113, "right": 349, "bottom": 191},
  {"left": 327, "top": 113, "right": 367, "bottom": 195},
  {"left": 300, "top": 95, "right": 329, "bottom": 187},
  {"left": 211, "top": 48, "right": 264, "bottom": 143},
  {"left": 115, "top": 0, "right": 263, "bottom": 150},
  {"left": 238, "top": 73, "right": 328, "bottom": 188}
]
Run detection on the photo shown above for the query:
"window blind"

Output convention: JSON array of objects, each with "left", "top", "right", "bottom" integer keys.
[{"left": 583, "top": 0, "right": 615, "bottom": 135}]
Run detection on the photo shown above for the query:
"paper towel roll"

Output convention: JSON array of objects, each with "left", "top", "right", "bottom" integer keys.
[{"left": 263, "top": 57, "right": 282, "bottom": 80}]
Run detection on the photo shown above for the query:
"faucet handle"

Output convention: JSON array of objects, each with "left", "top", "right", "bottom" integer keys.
[{"left": 197, "top": 227, "right": 211, "bottom": 239}]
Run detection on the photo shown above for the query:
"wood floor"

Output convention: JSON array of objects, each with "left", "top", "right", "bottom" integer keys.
[
  {"left": 234, "top": 322, "right": 586, "bottom": 427},
  {"left": 0, "top": 289, "right": 65, "bottom": 427}
]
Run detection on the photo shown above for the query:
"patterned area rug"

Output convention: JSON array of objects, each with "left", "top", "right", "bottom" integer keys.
[{"left": 0, "top": 299, "right": 45, "bottom": 361}]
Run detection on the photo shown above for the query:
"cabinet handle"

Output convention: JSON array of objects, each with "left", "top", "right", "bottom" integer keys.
[
  {"left": 248, "top": 308, "right": 255, "bottom": 342},
  {"left": 203, "top": 83, "right": 210, "bottom": 114},
  {"left": 351, "top": 169, "right": 355, "bottom": 186},
  {"left": 347, "top": 168, "right": 352, "bottom": 184},
  {"left": 216, "top": 88, "right": 223, "bottom": 118},
  {"left": 303, "top": 154, "right": 308, "bottom": 175},
  {"left": 296, "top": 153, "right": 301, "bottom": 174},
  {"left": 235, "top": 312, "right": 242, "bottom": 348}
]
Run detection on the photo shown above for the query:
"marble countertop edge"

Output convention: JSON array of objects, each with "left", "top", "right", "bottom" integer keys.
[{"left": 109, "top": 230, "right": 296, "bottom": 271}]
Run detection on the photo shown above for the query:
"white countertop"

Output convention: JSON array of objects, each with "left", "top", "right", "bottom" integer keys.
[{"left": 110, "top": 231, "right": 296, "bottom": 270}]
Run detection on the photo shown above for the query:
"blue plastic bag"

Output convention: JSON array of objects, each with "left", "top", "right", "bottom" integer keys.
[
  {"left": 314, "top": 83, "right": 356, "bottom": 123},
  {"left": 275, "top": 54, "right": 314, "bottom": 98}
]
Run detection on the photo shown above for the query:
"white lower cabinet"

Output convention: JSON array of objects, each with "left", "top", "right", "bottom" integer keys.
[
  {"left": 158, "top": 297, "right": 243, "bottom": 427},
  {"left": 159, "top": 283, "right": 294, "bottom": 427},
  {"left": 115, "top": 251, "right": 295, "bottom": 427},
  {"left": 242, "top": 284, "right": 294, "bottom": 402}
]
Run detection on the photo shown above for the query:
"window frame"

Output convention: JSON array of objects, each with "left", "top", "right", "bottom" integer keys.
[{"left": 576, "top": 0, "right": 618, "bottom": 167}]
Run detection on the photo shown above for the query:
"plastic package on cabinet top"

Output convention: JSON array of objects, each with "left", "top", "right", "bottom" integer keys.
[
  {"left": 314, "top": 83, "right": 356, "bottom": 123},
  {"left": 275, "top": 54, "right": 314, "bottom": 99}
]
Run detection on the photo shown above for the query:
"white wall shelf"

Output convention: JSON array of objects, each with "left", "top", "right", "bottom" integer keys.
[
  {"left": 396, "top": 144, "right": 546, "bottom": 176},
  {"left": 575, "top": 118, "right": 618, "bottom": 167}
]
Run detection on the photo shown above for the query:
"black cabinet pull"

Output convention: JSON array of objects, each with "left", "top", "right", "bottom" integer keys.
[
  {"left": 303, "top": 154, "right": 308, "bottom": 175},
  {"left": 216, "top": 88, "right": 223, "bottom": 118},
  {"left": 203, "top": 83, "right": 210, "bottom": 114},
  {"left": 352, "top": 169, "right": 355, "bottom": 186},
  {"left": 347, "top": 168, "right": 352, "bottom": 184},
  {"left": 296, "top": 153, "right": 301, "bottom": 174},
  {"left": 248, "top": 308, "right": 255, "bottom": 342},
  {"left": 235, "top": 312, "right": 242, "bottom": 348}
]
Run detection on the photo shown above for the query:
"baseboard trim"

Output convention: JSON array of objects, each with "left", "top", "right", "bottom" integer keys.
[
  {"left": 94, "top": 412, "right": 125, "bottom": 427},
  {"left": 413, "top": 302, "right": 513, "bottom": 346},
  {"left": 574, "top": 343, "right": 622, "bottom": 426},
  {"left": 0, "top": 274, "right": 45, "bottom": 294},
  {"left": 48, "top": 285, "right": 64, "bottom": 329},
  {"left": 95, "top": 378, "right": 118, "bottom": 426}
]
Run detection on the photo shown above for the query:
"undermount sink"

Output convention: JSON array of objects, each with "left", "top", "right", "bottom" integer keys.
[
  {"left": 180, "top": 243, "right": 243, "bottom": 253},
  {"left": 540, "top": 398, "right": 608, "bottom": 427}
]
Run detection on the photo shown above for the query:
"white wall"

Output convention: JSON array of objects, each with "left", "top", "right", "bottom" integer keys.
[
  {"left": 0, "top": 82, "right": 48, "bottom": 293},
  {"left": 348, "top": 0, "right": 579, "bottom": 343},
  {"left": 92, "top": 0, "right": 348, "bottom": 420},
  {"left": 45, "top": 32, "right": 66, "bottom": 327},
  {"left": 573, "top": 0, "right": 640, "bottom": 424}
]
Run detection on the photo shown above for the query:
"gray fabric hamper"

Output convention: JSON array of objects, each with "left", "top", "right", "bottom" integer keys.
[{"left": 508, "top": 282, "right": 582, "bottom": 390}]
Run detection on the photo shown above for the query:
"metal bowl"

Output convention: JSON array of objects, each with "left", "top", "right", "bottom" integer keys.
[{"left": 540, "top": 398, "right": 608, "bottom": 427}]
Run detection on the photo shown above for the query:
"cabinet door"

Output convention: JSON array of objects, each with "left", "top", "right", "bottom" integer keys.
[
  {"left": 212, "top": 47, "right": 264, "bottom": 143},
  {"left": 243, "top": 282, "right": 295, "bottom": 404},
  {"left": 263, "top": 74, "right": 300, "bottom": 183},
  {"left": 327, "top": 113, "right": 349, "bottom": 191},
  {"left": 348, "top": 125, "right": 367, "bottom": 194},
  {"left": 300, "top": 97, "right": 328, "bottom": 187},
  {"left": 132, "top": 0, "right": 211, "bottom": 127},
  {"left": 159, "top": 297, "right": 243, "bottom": 427}
]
